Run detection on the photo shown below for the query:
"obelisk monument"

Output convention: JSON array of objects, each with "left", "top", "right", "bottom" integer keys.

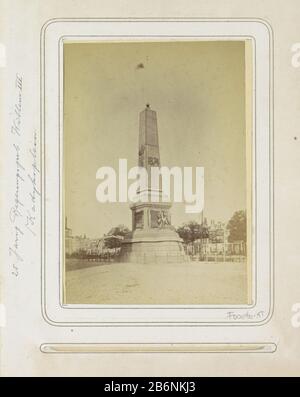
[{"left": 120, "top": 104, "right": 187, "bottom": 264}]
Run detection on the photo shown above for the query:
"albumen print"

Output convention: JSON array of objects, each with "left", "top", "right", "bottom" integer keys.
[{"left": 63, "top": 40, "right": 252, "bottom": 305}]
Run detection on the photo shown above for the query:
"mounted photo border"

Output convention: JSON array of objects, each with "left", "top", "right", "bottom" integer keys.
[{"left": 41, "top": 18, "right": 273, "bottom": 326}]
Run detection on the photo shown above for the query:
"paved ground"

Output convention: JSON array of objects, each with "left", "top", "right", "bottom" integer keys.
[{"left": 65, "top": 260, "right": 248, "bottom": 305}]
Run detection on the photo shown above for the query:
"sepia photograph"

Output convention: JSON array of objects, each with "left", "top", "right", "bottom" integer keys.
[{"left": 63, "top": 40, "right": 252, "bottom": 305}]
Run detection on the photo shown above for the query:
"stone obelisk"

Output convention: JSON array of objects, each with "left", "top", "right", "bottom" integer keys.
[{"left": 119, "top": 104, "right": 187, "bottom": 264}]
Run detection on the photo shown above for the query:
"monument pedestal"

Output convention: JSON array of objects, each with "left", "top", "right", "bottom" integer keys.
[{"left": 120, "top": 203, "right": 187, "bottom": 264}]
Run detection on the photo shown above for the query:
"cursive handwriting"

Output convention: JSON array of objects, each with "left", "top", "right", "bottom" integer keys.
[
  {"left": 26, "top": 130, "right": 40, "bottom": 236},
  {"left": 9, "top": 143, "right": 25, "bottom": 222},
  {"left": 9, "top": 74, "right": 25, "bottom": 275},
  {"left": 10, "top": 74, "right": 23, "bottom": 136},
  {"left": 8, "top": 74, "right": 40, "bottom": 277},
  {"left": 226, "top": 311, "right": 265, "bottom": 321}
]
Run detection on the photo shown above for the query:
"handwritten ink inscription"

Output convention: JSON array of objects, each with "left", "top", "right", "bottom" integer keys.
[
  {"left": 26, "top": 130, "right": 39, "bottom": 236},
  {"left": 8, "top": 74, "right": 40, "bottom": 277},
  {"left": 226, "top": 311, "right": 265, "bottom": 321}
]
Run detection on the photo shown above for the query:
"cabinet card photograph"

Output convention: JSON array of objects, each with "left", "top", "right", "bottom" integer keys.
[{"left": 63, "top": 40, "right": 253, "bottom": 305}]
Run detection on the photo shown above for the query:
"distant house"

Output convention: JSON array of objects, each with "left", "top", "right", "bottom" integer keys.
[
  {"left": 65, "top": 218, "right": 73, "bottom": 256},
  {"left": 192, "top": 219, "right": 246, "bottom": 260},
  {"left": 65, "top": 218, "right": 90, "bottom": 256}
]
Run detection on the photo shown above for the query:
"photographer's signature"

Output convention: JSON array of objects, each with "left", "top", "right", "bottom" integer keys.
[{"left": 226, "top": 311, "right": 265, "bottom": 321}]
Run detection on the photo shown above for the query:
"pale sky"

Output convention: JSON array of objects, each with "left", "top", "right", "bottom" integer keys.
[{"left": 64, "top": 40, "right": 248, "bottom": 238}]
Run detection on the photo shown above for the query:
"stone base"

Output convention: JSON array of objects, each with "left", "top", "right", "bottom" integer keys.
[{"left": 119, "top": 228, "right": 189, "bottom": 264}]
